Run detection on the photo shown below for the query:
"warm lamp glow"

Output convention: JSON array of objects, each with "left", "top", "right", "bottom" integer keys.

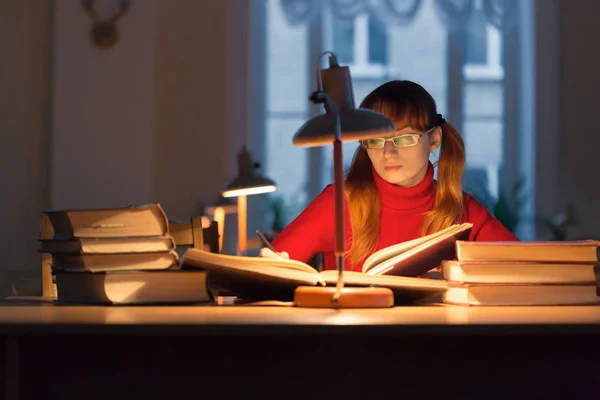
[
  {"left": 221, "top": 185, "right": 276, "bottom": 198},
  {"left": 221, "top": 145, "right": 276, "bottom": 198}
]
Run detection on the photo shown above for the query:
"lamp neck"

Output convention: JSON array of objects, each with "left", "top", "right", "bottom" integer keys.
[
  {"left": 237, "top": 146, "right": 254, "bottom": 177},
  {"left": 320, "top": 65, "right": 356, "bottom": 113}
]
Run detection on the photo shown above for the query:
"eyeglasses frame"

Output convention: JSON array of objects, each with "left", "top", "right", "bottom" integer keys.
[{"left": 361, "top": 126, "right": 439, "bottom": 149}]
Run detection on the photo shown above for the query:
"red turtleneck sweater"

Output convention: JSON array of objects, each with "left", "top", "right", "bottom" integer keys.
[{"left": 271, "top": 162, "right": 519, "bottom": 272}]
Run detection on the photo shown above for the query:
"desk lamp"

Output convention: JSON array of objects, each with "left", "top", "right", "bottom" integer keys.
[
  {"left": 204, "top": 195, "right": 238, "bottom": 252},
  {"left": 292, "top": 51, "right": 396, "bottom": 308},
  {"left": 222, "top": 146, "right": 276, "bottom": 256}
]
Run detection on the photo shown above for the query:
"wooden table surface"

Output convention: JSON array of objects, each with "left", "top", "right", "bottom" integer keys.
[
  {"left": 0, "top": 301, "right": 599, "bottom": 335},
  {"left": 2, "top": 301, "right": 600, "bottom": 399}
]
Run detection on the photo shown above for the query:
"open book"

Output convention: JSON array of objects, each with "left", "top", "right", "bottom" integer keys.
[
  {"left": 180, "top": 223, "right": 471, "bottom": 302},
  {"left": 181, "top": 250, "right": 449, "bottom": 303},
  {"left": 362, "top": 223, "right": 473, "bottom": 275}
]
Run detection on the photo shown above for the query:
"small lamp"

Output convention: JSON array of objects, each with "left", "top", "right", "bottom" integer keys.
[
  {"left": 203, "top": 195, "right": 238, "bottom": 253},
  {"left": 222, "top": 145, "right": 276, "bottom": 255},
  {"left": 292, "top": 51, "right": 396, "bottom": 308}
]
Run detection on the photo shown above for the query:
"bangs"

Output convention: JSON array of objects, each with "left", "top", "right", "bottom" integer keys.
[{"left": 367, "top": 98, "right": 431, "bottom": 132}]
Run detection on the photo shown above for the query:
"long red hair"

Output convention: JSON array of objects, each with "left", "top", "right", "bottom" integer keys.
[{"left": 345, "top": 80, "right": 465, "bottom": 266}]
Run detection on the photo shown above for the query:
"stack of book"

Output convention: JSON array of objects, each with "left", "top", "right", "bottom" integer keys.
[
  {"left": 40, "top": 204, "right": 211, "bottom": 305},
  {"left": 441, "top": 240, "right": 600, "bottom": 306}
]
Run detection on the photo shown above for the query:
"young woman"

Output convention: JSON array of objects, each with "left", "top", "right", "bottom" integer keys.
[{"left": 261, "top": 80, "right": 519, "bottom": 271}]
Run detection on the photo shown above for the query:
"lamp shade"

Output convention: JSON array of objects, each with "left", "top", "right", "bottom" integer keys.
[
  {"left": 293, "top": 109, "right": 396, "bottom": 146},
  {"left": 221, "top": 146, "right": 276, "bottom": 198},
  {"left": 293, "top": 59, "right": 395, "bottom": 147}
]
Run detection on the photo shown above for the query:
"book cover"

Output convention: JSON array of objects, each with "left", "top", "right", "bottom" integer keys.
[
  {"left": 456, "top": 240, "right": 600, "bottom": 263},
  {"left": 55, "top": 270, "right": 212, "bottom": 305},
  {"left": 43, "top": 203, "right": 169, "bottom": 240}
]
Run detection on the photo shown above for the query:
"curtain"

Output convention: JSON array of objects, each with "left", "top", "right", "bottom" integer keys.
[{"left": 279, "top": 0, "right": 518, "bottom": 32}]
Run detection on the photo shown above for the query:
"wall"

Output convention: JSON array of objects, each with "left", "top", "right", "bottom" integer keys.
[
  {"left": 0, "top": 0, "right": 52, "bottom": 296},
  {"left": 154, "top": 0, "right": 246, "bottom": 253},
  {"left": 52, "top": 0, "right": 157, "bottom": 210},
  {"left": 52, "top": 0, "right": 247, "bottom": 244},
  {"left": 559, "top": 1, "right": 600, "bottom": 240},
  {"left": 153, "top": 0, "right": 229, "bottom": 221}
]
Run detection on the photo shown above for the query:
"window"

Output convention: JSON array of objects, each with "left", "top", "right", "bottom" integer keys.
[
  {"left": 323, "top": 0, "right": 447, "bottom": 189},
  {"left": 464, "top": 1, "right": 488, "bottom": 65},
  {"left": 461, "top": 0, "right": 505, "bottom": 202},
  {"left": 264, "top": 0, "right": 312, "bottom": 226},
  {"left": 463, "top": 0, "right": 504, "bottom": 80},
  {"left": 264, "top": 0, "right": 516, "bottom": 227},
  {"left": 328, "top": 12, "right": 389, "bottom": 78}
]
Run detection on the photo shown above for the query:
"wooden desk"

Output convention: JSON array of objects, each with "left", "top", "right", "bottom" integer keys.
[{"left": 1, "top": 303, "right": 599, "bottom": 399}]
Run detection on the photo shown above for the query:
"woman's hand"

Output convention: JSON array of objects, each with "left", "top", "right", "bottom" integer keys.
[{"left": 259, "top": 247, "right": 289, "bottom": 260}]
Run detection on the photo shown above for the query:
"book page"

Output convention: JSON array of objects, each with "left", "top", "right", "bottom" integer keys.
[
  {"left": 181, "top": 248, "right": 317, "bottom": 274},
  {"left": 362, "top": 223, "right": 471, "bottom": 272},
  {"left": 319, "top": 270, "right": 447, "bottom": 289},
  {"left": 318, "top": 270, "right": 447, "bottom": 303},
  {"left": 364, "top": 223, "right": 473, "bottom": 276}
]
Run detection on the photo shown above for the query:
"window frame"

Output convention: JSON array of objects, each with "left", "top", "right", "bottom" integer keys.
[
  {"left": 463, "top": 23, "right": 504, "bottom": 81},
  {"left": 323, "top": 12, "right": 393, "bottom": 80}
]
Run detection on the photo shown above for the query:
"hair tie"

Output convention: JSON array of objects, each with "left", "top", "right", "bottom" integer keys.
[{"left": 437, "top": 114, "right": 446, "bottom": 127}]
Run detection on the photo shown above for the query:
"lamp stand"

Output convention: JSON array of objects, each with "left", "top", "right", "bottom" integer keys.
[
  {"left": 236, "top": 194, "right": 247, "bottom": 256},
  {"left": 294, "top": 285, "right": 395, "bottom": 308},
  {"left": 293, "top": 92, "right": 394, "bottom": 308},
  {"left": 213, "top": 206, "right": 225, "bottom": 252}
]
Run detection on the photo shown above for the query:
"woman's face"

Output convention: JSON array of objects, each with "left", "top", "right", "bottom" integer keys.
[{"left": 365, "top": 124, "right": 441, "bottom": 187}]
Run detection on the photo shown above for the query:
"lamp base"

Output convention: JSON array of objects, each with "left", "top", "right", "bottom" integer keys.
[{"left": 293, "top": 286, "right": 394, "bottom": 308}]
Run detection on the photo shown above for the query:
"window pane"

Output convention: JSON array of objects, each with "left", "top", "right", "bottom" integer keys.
[
  {"left": 265, "top": 117, "right": 309, "bottom": 222},
  {"left": 332, "top": 19, "right": 354, "bottom": 64},
  {"left": 386, "top": 0, "right": 448, "bottom": 116},
  {"left": 265, "top": 0, "right": 311, "bottom": 226},
  {"left": 464, "top": 8, "right": 488, "bottom": 65},
  {"left": 266, "top": 0, "right": 309, "bottom": 113},
  {"left": 462, "top": 19, "right": 504, "bottom": 201},
  {"left": 464, "top": 81, "right": 503, "bottom": 116},
  {"left": 368, "top": 14, "right": 387, "bottom": 64},
  {"left": 463, "top": 119, "right": 503, "bottom": 200}
]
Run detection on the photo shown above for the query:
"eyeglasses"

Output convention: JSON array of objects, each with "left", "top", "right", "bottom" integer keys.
[{"left": 361, "top": 126, "right": 437, "bottom": 149}]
